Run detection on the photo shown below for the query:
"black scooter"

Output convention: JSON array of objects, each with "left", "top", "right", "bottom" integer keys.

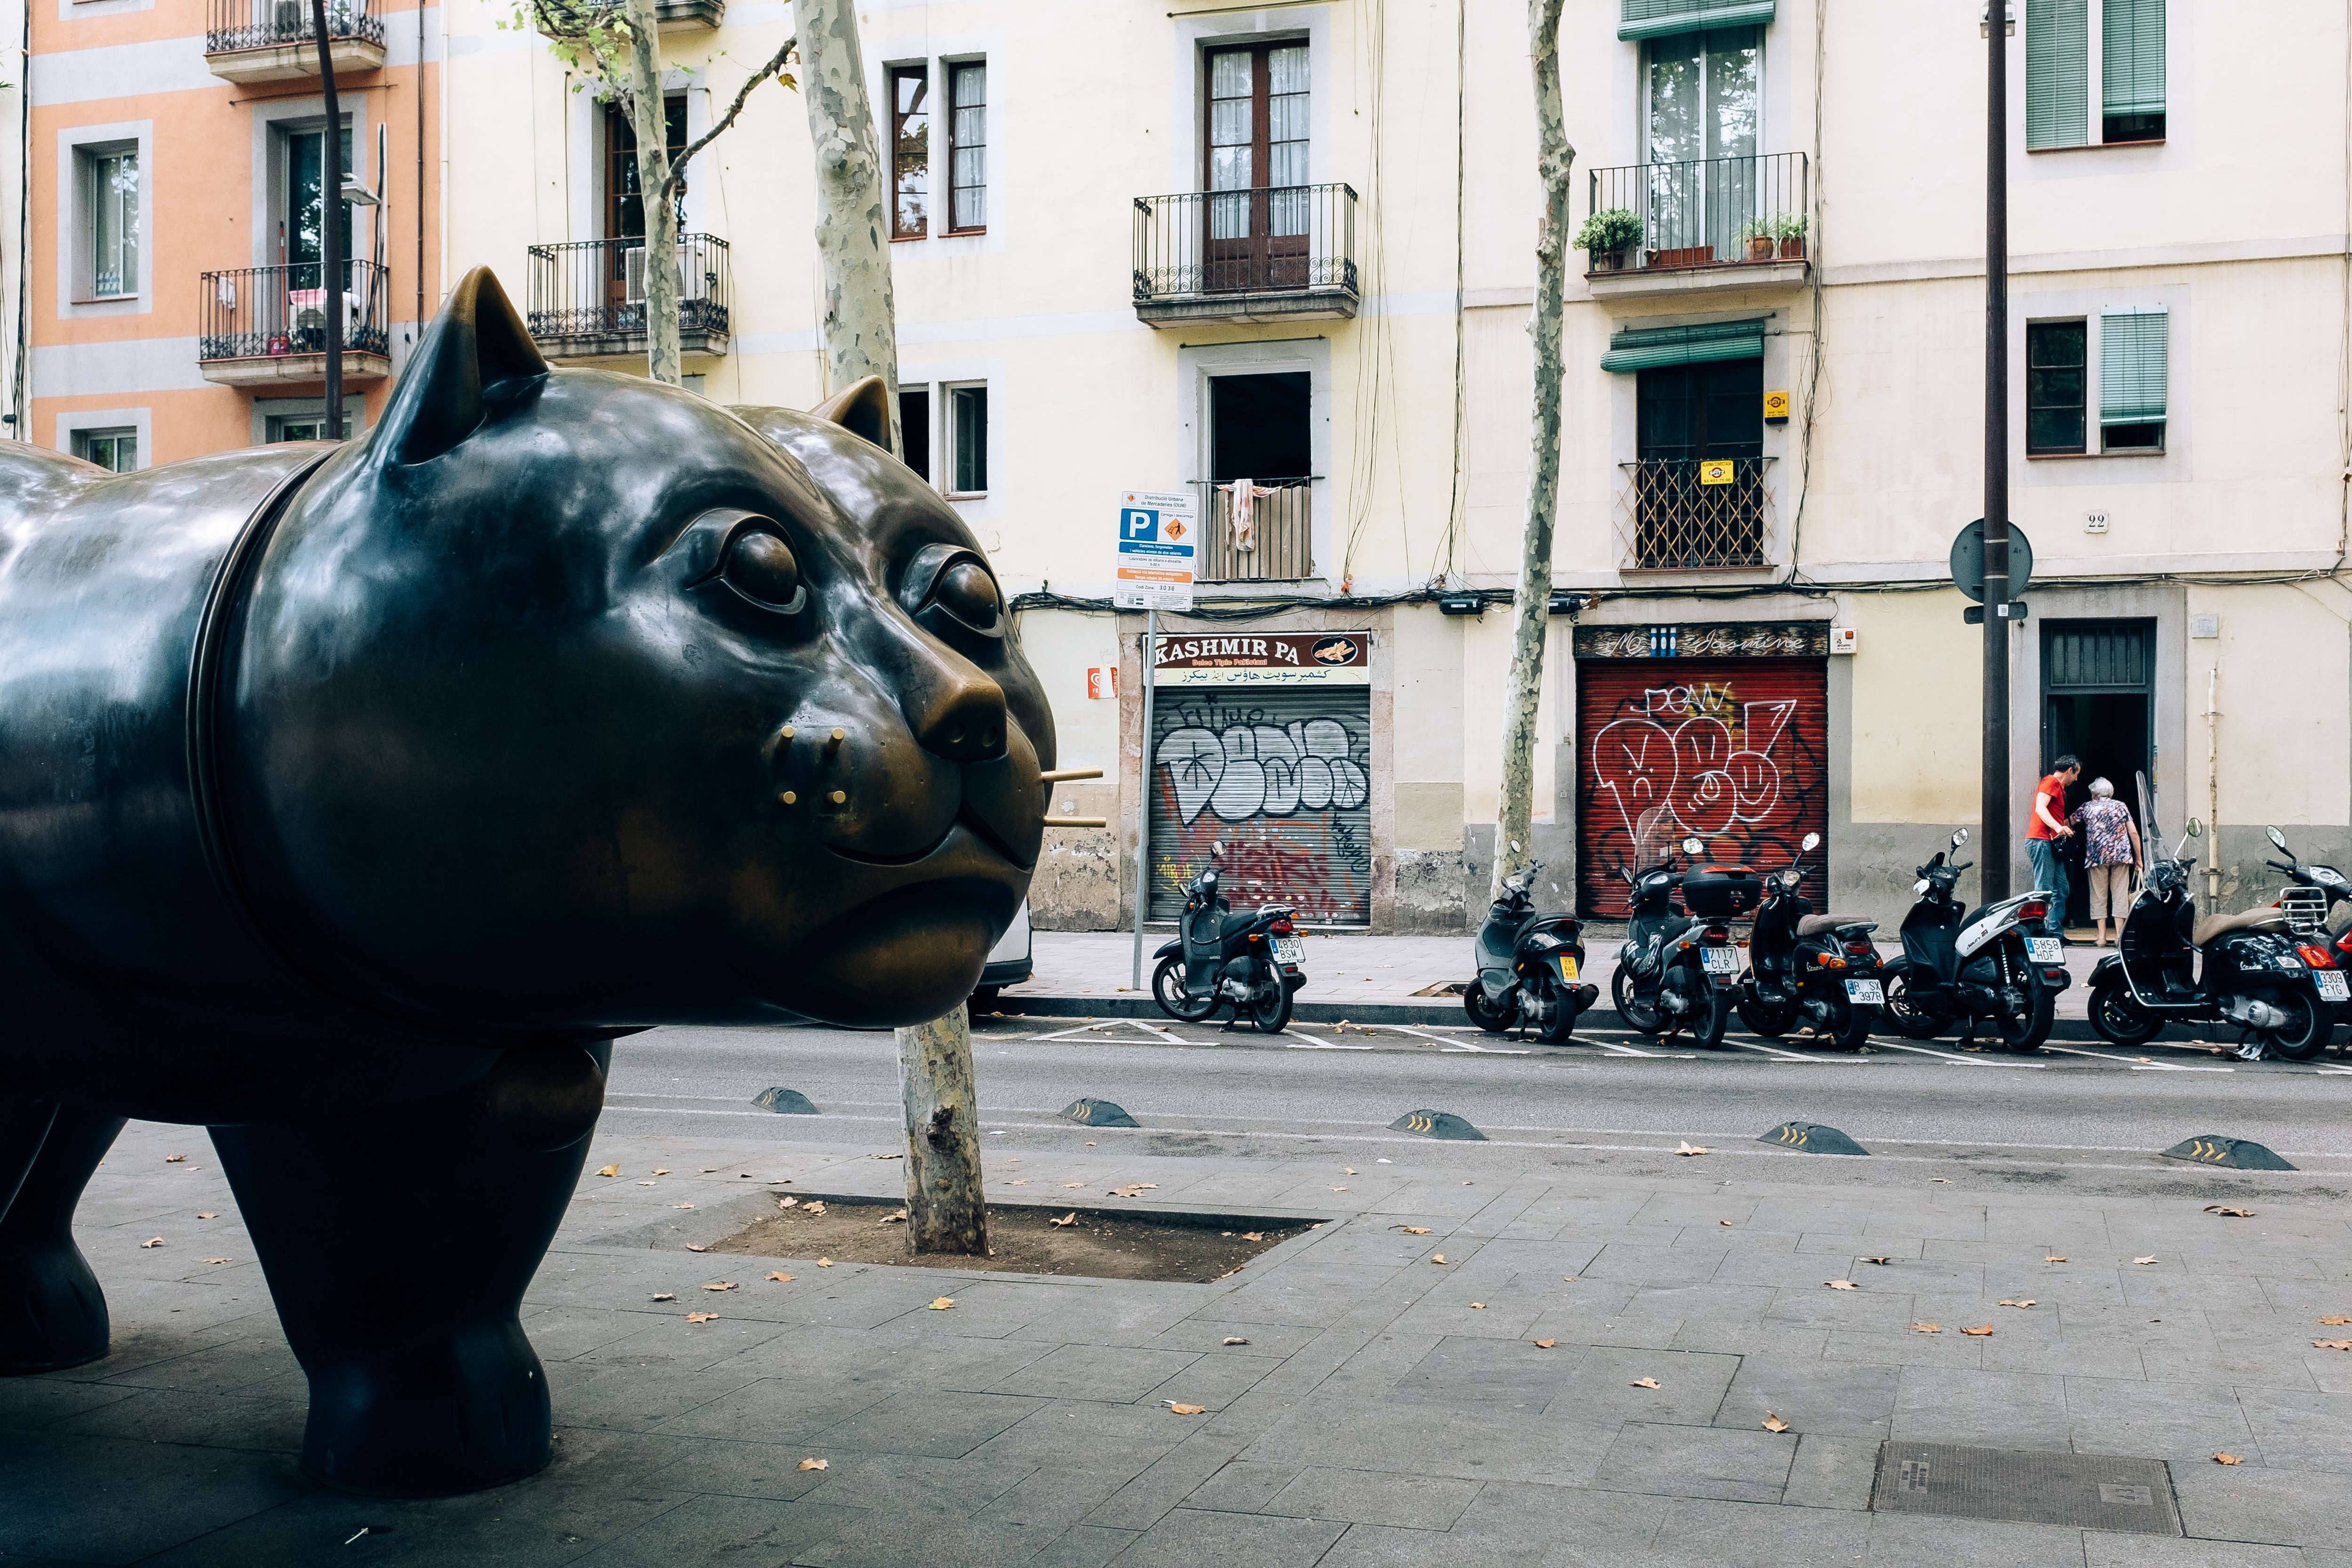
[
  {"left": 1463, "top": 856, "right": 1599, "bottom": 1044},
  {"left": 2087, "top": 817, "right": 2336, "bottom": 1060},
  {"left": 1735, "top": 832, "right": 1883, "bottom": 1052},
  {"left": 2265, "top": 825, "right": 2352, "bottom": 1044},
  {"left": 1151, "top": 844, "right": 1304, "bottom": 1033},
  {"left": 1883, "top": 829, "right": 2066, "bottom": 1052},
  {"left": 1611, "top": 826, "right": 1748, "bottom": 1050}
]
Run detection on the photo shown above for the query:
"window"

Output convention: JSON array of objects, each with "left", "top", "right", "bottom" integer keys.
[
  {"left": 1636, "top": 356, "right": 1763, "bottom": 464},
  {"left": 82, "top": 146, "right": 138, "bottom": 298},
  {"left": 1203, "top": 42, "right": 1309, "bottom": 289},
  {"left": 2099, "top": 307, "right": 2167, "bottom": 451},
  {"left": 603, "top": 98, "right": 688, "bottom": 243},
  {"left": 898, "top": 387, "right": 931, "bottom": 482},
  {"left": 946, "top": 383, "right": 987, "bottom": 494},
  {"left": 266, "top": 410, "right": 364, "bottom": 442},
  {"left": 282, "top": 125, "right": 353, "bottom": 288},
  {"left": 889, "top": 65, "right": 929, "bottom": 240},
  {"left": 947, "top": 61, "right": 986, "bottom": 234},
  {"left": 2028, "top": 0, "right": 2164, "bottom": 149},
  {"left": 2101, "top": 0, "right": 2164, "bottom": 142},
  {"left": 1209, "top": 372, "right": 1310, "bottom": 484},
  {"left": 73, "top": 427, "right": 136, "bottom": 471},
  {"left": 1642, "top": 25, "right": 1762, "bottom": 259},
  {"left": 2026, "top": 320, "right": 2087, "bottom": 455}
]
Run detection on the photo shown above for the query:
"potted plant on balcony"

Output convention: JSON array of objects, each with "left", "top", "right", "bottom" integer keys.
[
  {"left": 1773, "top": 212, "right": 1809, "bottom": 261},
  {"left": 1740, "top": 218, "right": 1777, "bottom": 263},
  {"left": 1574, "top": 208, "right": 1642, "bottom": 273}
]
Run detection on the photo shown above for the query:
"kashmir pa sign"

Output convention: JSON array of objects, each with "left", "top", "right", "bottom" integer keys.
[{"left": 1152, "top": 631, "right": 1371, "bottom": 687}]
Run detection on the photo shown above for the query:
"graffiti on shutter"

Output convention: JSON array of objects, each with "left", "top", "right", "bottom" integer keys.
[
  {"left": 1575, "top": 657, "right": 1828, "bottom": 919},
  {"left": 1147, "top": 686, "right": 1373, "bottom": 926}
]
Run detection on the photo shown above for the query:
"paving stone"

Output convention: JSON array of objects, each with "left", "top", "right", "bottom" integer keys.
[
  {"left": 2065, "top": 1372, "right": 2252, "bottom": 1459},
  {"left": 1893, "top": 1366, "right": 2074, "bottom": 1446},
  {"left": 560, "top": 1496, "right": 867, "bottom": 1567},
  {"left": 1592, "top": 1420, "right": 1796, "bottom": 1504},
  {"left": 0, "top": 1429, "right": 310, "bottom": 1566},
  {"left": 789, "top": 1509, "right": 1064, "bottom": 1568},
  {"left": 1137, "top": 1350, "right": 1279, "bottom": 1413},
  {"left": 2082, "top": 1538, "right": 2308, "bottom": 1568},
  {"left": 1579, "top": 1243, "right": 1729, "bottom": 1287},
  {"left": 1389, "top": 1335, "right": 1585, "bottom": 1412},
  {"left": 1643, "top": 1495, "right": 1871, "bottom": 1568},
  {"left": 1316, "top": 1521, "right": 1550, "bottom": 1568},
  {"left": 1260, "top": 1466, "right": 1481, "bottom": 1528},
  {"left": 1237, "top": 1396, "right": 1619, "bottom": 1488},
  {"left": 1545, "top": 1345, "right": 1741, "bottom": 1427},
  {"left": 809, "top": 1390, "right": 1049, "bottom": 1459},
  {"left": 1183, "top": 1459, "right": 1303, "bottom": 1513},
  {"left": 1026, "top": 1524, "right": 1139, "bottom": 1568},
  {"left": 1782, "top": 1433, "right": 1882, "bottom": 1510},
  {"left": 52, "top": 1386, "right": 307, "bottom": 1454},
  {"left": 1716, "top": 1356, "right": 1899, "bottom": 1439},
  {"left": 2173, "top": 1459, "right": 2352, "bottom": 1549},
  {"left": 1109, "top": 1506, "right": 1346, "bottom": 1568},
  {"left": 985, "top": 1343, "right": 1202, "bottom": 1403},
  {"left": 0, "top": 1376, "right": 142, "bottom": 1429},
  {"left": 1081, "top": 1426, "right": 1252, "bottom": 1532},
  {"left": 1865, "top": 1511, "right": 2088, "bottom": 1567}
]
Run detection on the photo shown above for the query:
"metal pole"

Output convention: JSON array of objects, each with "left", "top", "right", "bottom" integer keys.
[
  {"left": 1129, "top": 608, "right": 1158, "bottom": 992},
  {"left": 311, "top": 0, "right": 344, "bottom": 440},
  {"left": 1981, "top": 2, "right": 2011, "bottom": 902}
]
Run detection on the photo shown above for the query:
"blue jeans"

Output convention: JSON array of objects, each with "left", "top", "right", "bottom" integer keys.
[{"left": 2026, "top": 838, "right": 2068, "bottom": 936}]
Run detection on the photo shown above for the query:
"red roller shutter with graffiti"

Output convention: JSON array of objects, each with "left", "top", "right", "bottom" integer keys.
[{"left": 1575, "top": 657, "right": 1829, "bottom": 919}]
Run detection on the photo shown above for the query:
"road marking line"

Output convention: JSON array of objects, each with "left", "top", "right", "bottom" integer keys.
[
  {"left": 1595, "top": 1040, "right": 1662, "bottom": 1056},
  {"left": 2319, "top": 1065, "right": 2352, "bottom": 1075},
  {"left": 1873, "top": 1042, "right": 2050, "bottom": 1068},
  {"left": 1726, "top": 1038, "right": 1815, "bottom": 1061},
  {"left": 2130, "top": 1063, "right": 2234, "bottom": 1071},
  {"left": 1025, "top": 1022, "right": 1128, "bottom": 1042},
  {"left": 2038, "top": 1044, "right": 2138, "bottom": 1066}
]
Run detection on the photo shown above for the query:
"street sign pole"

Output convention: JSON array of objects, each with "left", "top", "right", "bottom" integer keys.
[
  {"left": 1982, "top": 3, "right": 2013, "bottom": 902},
  {"left": 1112, "top": 489, "right": 1194, "bottom": 992},
  {"left": 1130, "top": 606, "right": 1156, "bottom": 992}
]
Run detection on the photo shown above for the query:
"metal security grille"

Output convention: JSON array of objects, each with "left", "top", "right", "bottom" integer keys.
[
  {"left": 1618, "top": 458, "right": 1773, "bottom": 570},
  {"left": 2043, "top": 619, "right": 2154, "bottom": 691},
  {"left": 1146, "top": 684, "right": 1373, "bottom": 927},
  {"left": 1575, "top": 654, "right": 1828, "bottom": 919},
  {"left": 1872, "top": 1443, "right": 2182, "bottom": 1536}
]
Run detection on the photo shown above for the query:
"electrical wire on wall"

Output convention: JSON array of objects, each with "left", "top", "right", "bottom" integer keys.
[
  {"left": 1339, "top": 0, "right": 1402, "bottom": 587},
  {"left": 1431, "top": 0, "right": 1470, "bottom": 586},
  {"left": 1779, "top": 0, "right": 1830, "bottom": 585}
]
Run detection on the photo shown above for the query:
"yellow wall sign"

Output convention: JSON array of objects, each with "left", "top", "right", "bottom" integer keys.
[
  {"left": 1698, "top": 459, "right": 1736, "bottom": 485},
  {"left": 1763, "top": 389, "right": 1791, "bottom": 421}
]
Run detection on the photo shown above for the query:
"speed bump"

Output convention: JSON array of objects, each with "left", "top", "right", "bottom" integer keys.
[
  {"left": 1389, "top": 1109, "right": 1487, "bottom": 1141},
  {"left": 2160, "top": 1135, "right": 2295, "bottom": 1172},
  {"left": 752, "top": 1087, "right": 818, "bottom": 1114},
  {"left": 1061, "top": 1098, "right": 1141, "bottom": 1129},
  {"left": 1758, "top": 1121, "right": 1870, "bottom": 1156}
]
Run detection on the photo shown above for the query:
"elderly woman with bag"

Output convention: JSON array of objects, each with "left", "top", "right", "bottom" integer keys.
[{"left": 2069, "top": 777, "right": 2145, "bottom": 947}]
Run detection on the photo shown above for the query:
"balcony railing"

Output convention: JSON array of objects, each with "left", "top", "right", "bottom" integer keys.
[
  {"left": 1586, "top": 152, "right": 1809, "bottom": 272},
  {"left": 1617, "top": 457, "right": 1773, "bottom": 572},
  {"left": 199, "top": 261, "right": 391, "bottom": 364},
  {"left": 206, "top": 0, "right": 382, "bottom": 55},
  {"left": 1198, "top": 477, "right": 1314, "bottom": 583},
  {"left": 1133, "top": 185, "right": 1358, "bottom": 325},
  {"left": 525, "top": 235, "right": 732, "bottom": 358}
]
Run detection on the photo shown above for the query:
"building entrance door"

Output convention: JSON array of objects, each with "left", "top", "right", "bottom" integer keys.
[{"left": 2041, "top": 619, "right": 2156, "bottom": 927}]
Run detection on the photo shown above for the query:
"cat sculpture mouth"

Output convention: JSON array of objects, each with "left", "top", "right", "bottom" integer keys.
[{"left": 828, "top": 802, "right": 1035, "bottom": 872}]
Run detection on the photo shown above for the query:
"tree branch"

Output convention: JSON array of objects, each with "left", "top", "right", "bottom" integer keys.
[{"left": 659, "top": 35, "right": 796, "bottom": 203}]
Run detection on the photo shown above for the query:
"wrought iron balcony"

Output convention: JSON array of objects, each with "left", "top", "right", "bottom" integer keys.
[
  {"left": 524, "top": 235, "right": 732, "bottom": 360},
  {"left": 198, "top": 261, "right": 392, "bottom": 388},
  {"left": 1198, "top": 477, "right": 1315, "bottom": 584},
  {"left": 1583, "top": 152, "right": 1809, "bottom": 294},
  {"left": 205, "top": 0, "right": 384, "bottom": 83},
  {"left": 1133, "top": 185, "right": 1358, "bottom": 327},
  {"left": 528, "top": 0, "right": 723, "bottom": 33},
  {"left": 1617, "top": 457, "right": 1774, "bottom": 573}
]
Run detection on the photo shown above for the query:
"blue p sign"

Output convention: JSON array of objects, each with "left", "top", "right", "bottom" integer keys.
[{"left": 1120, "top": 507, "right": 1158, "bottom": 542}]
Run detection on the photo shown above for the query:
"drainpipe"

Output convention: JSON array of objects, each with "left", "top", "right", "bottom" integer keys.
[{"left": 2205, "top": 662, "right": 2222, "bottom": 904}]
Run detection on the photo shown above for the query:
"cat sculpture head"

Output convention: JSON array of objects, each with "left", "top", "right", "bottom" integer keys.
[{"left": 223, "top": 268, "right": 1051, "bottom": 1031}]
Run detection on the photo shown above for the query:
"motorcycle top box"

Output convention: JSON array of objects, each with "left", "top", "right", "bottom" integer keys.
[{"left": 1679, "top": 865, "right": 1765, "bottom": 919}]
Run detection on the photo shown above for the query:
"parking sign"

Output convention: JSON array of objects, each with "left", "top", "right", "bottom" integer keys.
[{"left": 1113, "top": 489, "right": 1196, "bottom": 610}]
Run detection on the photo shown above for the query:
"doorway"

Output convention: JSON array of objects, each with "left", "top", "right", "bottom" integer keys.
[
  {"left": 2041, "top": 619, "right": 2155, "bottom": 927},
  {"left": 1205, "top": 371, "right": 1312, "bottom": 580}
]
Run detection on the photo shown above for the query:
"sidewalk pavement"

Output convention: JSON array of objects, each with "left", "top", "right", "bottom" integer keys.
[
  {"left": 9, "top": 1116, "right": 2352, "bottom": 1565},
  {"left": 1010, "top": 931, "right": 2112, "bottom": 1025}
]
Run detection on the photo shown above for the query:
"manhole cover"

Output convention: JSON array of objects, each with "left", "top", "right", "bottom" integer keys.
[{"left": 1872, "top": 1443, "right": 2181, "bottom": 1536}]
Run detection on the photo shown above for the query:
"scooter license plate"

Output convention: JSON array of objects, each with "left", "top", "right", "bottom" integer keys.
[
  {"left": 1700, "top": 946, "right": 1741, "bottom": 975},
  {"left": 1557, "top": 955, "right": 1579, "bottom": 982},
  {"left": 2025, "top": 937, "right": 2064, "bottom": 964},
  {"left": 2318, "top": 970, "right": 2350, "bottom": 1003},
  {"left": 1844, "top": 978, "right": 1886, "bottom": 1006},
  {"left": 1273, "top": 937, "right": 1304, "bottom": 964}
]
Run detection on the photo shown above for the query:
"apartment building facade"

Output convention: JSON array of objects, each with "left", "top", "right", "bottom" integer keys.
[
  {"left": 6, "top": 0, "right": 440, "bottom": 466},
  {"left": 447, "top": 0, "right": 2352, "bottom": 931}
]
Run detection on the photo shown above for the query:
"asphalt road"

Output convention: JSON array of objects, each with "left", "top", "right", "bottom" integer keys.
[{"left": 602, "top": 1014, "right": 2352, "bottom": 1196}]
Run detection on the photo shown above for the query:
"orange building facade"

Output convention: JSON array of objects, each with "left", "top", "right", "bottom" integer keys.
[{"left": 18, "top": 0, "right": 438, "bottom": 467}]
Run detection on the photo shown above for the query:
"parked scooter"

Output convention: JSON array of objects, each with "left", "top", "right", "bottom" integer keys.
[
  {"left": 1735, "top": 832, "right": 1884, "bottom": 1051},
  {"left": 2265, "top": 825, "right": 2352, "bottom": 1045},
  {"left": 1151, "top": 844, "right": 1306, "bottom": 1033},
  {"left": 1881, "top": 828, "right": 2068, "bottom": 1052},
  {"left": 1611, "top": 809, "right": 1751, "bottom": 1050},
  {"left": 1463, "top": 855, "right": 1600, "bottom": 1043},
  {"left": 2086, "top": 814, "right": 2339, "bottom": 1060}
]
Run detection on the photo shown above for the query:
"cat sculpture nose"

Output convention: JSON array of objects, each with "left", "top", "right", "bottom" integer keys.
[{"left": 910, "top": 680, "right": 1008, "bottom": 763}]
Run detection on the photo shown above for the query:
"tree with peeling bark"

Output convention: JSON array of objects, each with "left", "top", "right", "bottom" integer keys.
[
  {"left": 518, "top": 0, "right": 795, "bottom": 385},
  {"left": 1491, "top": 0, "right": 1575, "bottom": 903}
]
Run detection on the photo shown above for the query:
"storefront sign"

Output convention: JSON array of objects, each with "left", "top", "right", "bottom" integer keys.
[{"left": 1152, "top": 632, "right": 1371, "bottom": 687}]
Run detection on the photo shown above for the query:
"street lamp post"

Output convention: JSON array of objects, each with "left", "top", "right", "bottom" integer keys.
[{"left": 1982, "top": 2, "right": 2013, "bottom": 902}]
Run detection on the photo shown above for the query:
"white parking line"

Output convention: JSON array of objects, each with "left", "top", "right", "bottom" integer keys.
[
  {"left": 1874, "top": 1041, "right": 2050, "bottom": 1068},
  {"left": 1726, "top": 1037, "right": 1816, "bottom": 1061}
]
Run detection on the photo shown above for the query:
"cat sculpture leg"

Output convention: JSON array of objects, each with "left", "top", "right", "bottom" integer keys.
[
  {"left": 208, "top": 1041, "right": 608, "bottom": 1496},
  {"left": 0, "top": 1103, "right": 124, "bottom": 1374}
]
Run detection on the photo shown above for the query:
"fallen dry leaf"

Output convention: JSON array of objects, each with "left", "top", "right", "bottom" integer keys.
[
  {"left": 2134, "top": 1256, "right": 2159, "bottom": 1266},
  {"left": 1533, "top": 1338, "right": 1557, "bottom": 1350},
  {"left": 205, "top": 1257, "right": 229, "bottom": 1265},
  {"left": 879, "top": 1211, "right": 906, "bottom": 1225},
  {"left": 637, "top": 1181, "right": 657, "bottom": 1187},
  {"left": 165, "top": 1154, "right": 185, "bottom": 1164},
  {"left": 1393, "top": 1226, "right": 1433, "bottom": 1235},
  {"left": 685, "top": 1311, "right": 717, "bottom": 1324},
  {"left": 1861, "top": 1256, "right": 1891, "bottom": 1266},
  {"left": 140, "top": 1237, "right": 162, "bottom": 1249},
  {"left": 1241, "top": 1231, "right": 1263, "bottom": 1242},
  {"left": 1719, "top": 1220, "right": 1733, "bottom": 1227},
  {"left": 1675, "top": 1142, "right": 1710, "bottom": 1156},
  {"left": 1222, "top": 1337, "right": 1250, "bottom": 1346},
  {"left": 652, "top": 1168, "right": 670, "bottom": 1176},
  {"left": 1333, "top": 1187, "right": 1349, "bottom": 1193},
  {"left": 2314, "top": 1339, "right": 2352, "bottom": 1352},
  {"left": 1085, "top": 1141, "right": 1096, "bottom": 1147},
  {"left": 1999, "top": 1299, "right": 2037, "bottom": 1309},
  {"left": 1826, "top": 1279, "right": 1858, "bottom": 1291},
  {"left": 597, "top": 1164, "right": 619, "bottom": 1178},
  {"left": 1049, "top": 1213, "right": 1078, "bottom": 1227},
  {"left": 1430, "top": 1254, "right": 1448, "bottom": 1265},
  {"left": 928, "top": 1297, "right": 956, "bottom": 1311},
  {"left": 817, "top": 1257, "right": 834, "bottom": 1267},
  {"left": 1763, "top": 1413, "right": 1790, "bottom": 1433},
  {"left": 1061, "top": 1182, "right": 1085, "bottom": 1189},
  {"left": 1911, "top": 1323, "right": 1942, "bottom": 1335},
  {"left": 874, "top": 1153, "right": 902, "bottom": 1161},
  {"left": 1007, "top": 1180, "right": 1029, "bottom": 1187},
  {"left": 197, "top": 1212, "right": 216, "bottom": 1220},
  {"left": 1470, "top": 1302, "right": 1487, "bottom": 1310},
  {"left": 1165, "top": 1402, "right": 1206, "bottom": 1415},
  {"left": 651, "top": 1293, "right": 675, "bottom": 1302},
  {"left": 804, "top": 1202, "right": 826, "bottom": 1215},
  {"left": 2046, "top": 1255, "right": 2068, "bottom": 1263},
  {"left": 672, "top": 1204, "right": 694, "bottom": 1210},
  {"left": 1961, "top": 1324, "right": 1994, "bottom": 1337},
  {"left": 703, "top": 1281, "right": 737, "bottom": 1292},
  {"left": 1343, "top": 1168, "right": 1358, "bottom": 1175},
  {"left": 1931, "top": 1178, "right": 1951, "bottom": 1184},
  {"left": 766, "top": 1272, "right": 793, "bottom": 1283},
  {"left": 2321, "top": 1316, "right": 2352, "bottom": 1327},
  {"left": 685, "top": 1244, "right": 708, "bottom": 1253},
  {"left": 2206, "top": 1205, "right": 2256, "bottom": 1218},
  {"left": 1630, "top": 1377, "right": 1661, "bottom": 1389},
  {"left": 2214, "top": 1452, "right": 2243, "bottom": 1465},
  {"left": 798, "top": 1457, "right": 828, "bottom": 1471}
]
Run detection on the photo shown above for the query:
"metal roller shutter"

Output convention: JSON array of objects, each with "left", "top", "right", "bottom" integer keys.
[
  {"left": 1575, "top": 655, "right": 1829, "bottom": 920},
  {"left": 1146, "top": 683, "right": 1374, "bottom": 926}
]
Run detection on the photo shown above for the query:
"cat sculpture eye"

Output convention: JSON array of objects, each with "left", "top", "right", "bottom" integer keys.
[
  {"left": 901, "top": 542, "right": 1003, "bottom": 639},
  {"left": 717, "top": 527, "right": 806, "bottom": 614}
]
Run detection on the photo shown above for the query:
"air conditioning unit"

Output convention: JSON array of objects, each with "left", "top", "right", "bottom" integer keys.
[
  {"left": 622, "top": 245, "right": 647, "bottom": 303},
  {"left": 272, "top": 0, "right": 303, "bottom": 34}
]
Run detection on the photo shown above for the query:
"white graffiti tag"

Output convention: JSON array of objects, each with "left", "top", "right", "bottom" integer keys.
[
  {"left": 1590, "top": 694, "right": 1796, "bottom": 843},
  {"left": 1157, "top": 718, "right": 1370, "bottom": 825}
]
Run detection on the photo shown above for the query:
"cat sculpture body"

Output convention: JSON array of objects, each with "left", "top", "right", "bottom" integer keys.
[{"left": 0, "top": 270, "right": 1052, "bottom": 1496}]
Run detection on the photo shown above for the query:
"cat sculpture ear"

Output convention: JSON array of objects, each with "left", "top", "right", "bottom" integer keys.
[
  {"left": 376, "top": 266, "right": 549, "bottom": 467},
  {"left": 808, "top": 375, "right": 894, "bottom": 454}
]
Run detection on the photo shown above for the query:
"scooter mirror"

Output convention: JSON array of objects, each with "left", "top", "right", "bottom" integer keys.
[
  {"left": 1681, "top": 837, "right": 1704, "bottom": 856},
  {"left": 1952, "top": 828, "right": 1970, "bottom": 849},
  {"left": 1800, "top": 832, "right": 1821, "bottom": 853},
  {"left": 1211, "top": 842, "right": 1224, "bottom": 859},
  {"left": 1509, "top": 840, "right": 1521, "bottom": 853},
  {"left": 1915, "top": 878, "right": 1931, "bottom": 895},
  {"left": 2268, "top": 826, "right": 2288, "bottom": 851},
  {"left": 2186, "top": 818, "right": 2204, "bottom": 839}
]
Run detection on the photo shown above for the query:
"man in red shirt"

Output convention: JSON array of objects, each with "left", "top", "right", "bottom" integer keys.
[{"left": 2024, "top": 755, "right": 2082, "bottom": 938}]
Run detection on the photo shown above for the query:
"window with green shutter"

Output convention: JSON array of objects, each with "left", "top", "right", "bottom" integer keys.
[
  {"left": 1600, "top": 317, "right": 1767, "bottom": 373},
  {"left": 1620, "top": 0, "right": 1774, "bottom": 41},
  {"left": 2101, "top": 0, "right": 2164, "bottom": 142},
  {"left": 2026, "top": 0, "right": 2088, "bottom": 150},
  {"left": 2099, "top": 307, "right": 2166, "bottom": 451}
]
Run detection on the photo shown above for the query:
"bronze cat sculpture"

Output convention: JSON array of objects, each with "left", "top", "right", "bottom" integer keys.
[{"left": 0, "top": 269, "right": 1052, "bottom": 1496}]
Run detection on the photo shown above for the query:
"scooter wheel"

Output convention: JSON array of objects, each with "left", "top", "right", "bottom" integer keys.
[
  {"left": 1245, "top": 976, "right": 1294, "bottom": 1035},
  {"left": 1833, "top": 999, "right": 1875, "bottom": 1053},
  {"left": 1736, "top": 994, "right": 1799, "bottom": 1039},
  {"left": 1152, "top": 956, "right": 1219, "bottom": 1023},
  {"left": 1995, "top": 979, "right": 2054, "bottom": 1053},
  {"left": 1463, "top": 984, "right": 1512, "bottom": 1035},
  {"left": 1882, "top": 965, "right": 1951, "bottom": 1041},
  {"left": 1611, "top": 962, "right": 1665, "bottom": 1035},
  {"left": 2086, "top": 978, "right": 2160, "bottom": 1047},
  {"left": 1692, "top": 984, "right": 1732, "bottom": 1050},
  {"left": 2259, "top": 986, "right": 2329, "bottom": 1061},
  {"left": 1538, "top": 984, "right": 1579, "bottom": 1045}
]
